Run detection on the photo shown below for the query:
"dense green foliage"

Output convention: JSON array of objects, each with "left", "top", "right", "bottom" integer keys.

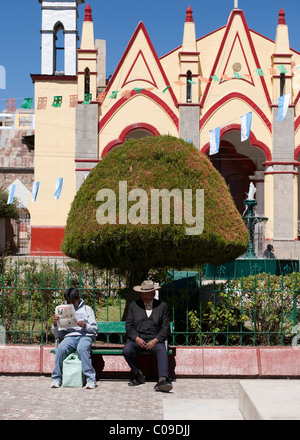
[
  {"left": 62, "top": 136, "right": 249, "bottom": 271},
  {"left": 0, "top": 186, "right": 19, "bottom": 220}
]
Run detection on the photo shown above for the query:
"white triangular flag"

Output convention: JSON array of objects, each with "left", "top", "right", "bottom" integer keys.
[
  {"left": 54, "top": 178, "right": 63, "bottom": 200},
  {"left": 278, "top": 92, "right": 291, "bottom": 122},
  {"left": 31, "top": 182, "right": 40, "bottom": 202},
  {"left": 209, "top": 127, "right": 220, "bottom": 155},
  {"left": 241, "top": 112, "right": 252, "bottom": 142},
  {"left": 7, "top": 184, "right": 16, "bottom": 204}
]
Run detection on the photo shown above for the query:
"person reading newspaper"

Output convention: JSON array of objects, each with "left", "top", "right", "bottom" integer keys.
[{"left": 51, "top": 287, "right": 98, "bottom": 389}]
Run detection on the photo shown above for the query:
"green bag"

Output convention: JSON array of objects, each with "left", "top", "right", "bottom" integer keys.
[{"left": 62, "top": 353, "right": 83, "bottom": 388}]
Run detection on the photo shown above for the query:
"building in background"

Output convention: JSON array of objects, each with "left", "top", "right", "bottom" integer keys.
[{"left": 26, "top": 0, "right": 300, "bottom": 258}]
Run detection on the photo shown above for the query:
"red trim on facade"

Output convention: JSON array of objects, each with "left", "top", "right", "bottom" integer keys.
[
  {"left": 200, "top": 92, "right": 272, "bottom": 134},
  {"left": 99, "top": 89, "right": 179, "bottom": 132},
  {"left": 84, "top": 3, "right": 93, "bottom": 22},
  {"left": 200, "top": 10, "right": 272, "bottom": 108},
  {"left": 31, "top": 226, "right": 65, "bottom": 256},
  {"left": 185, "top": 5, "right": 194, "bottom": 23},
  {"left": 264, "top": 171, "right": 298, "bottom": 175},
  {"left": 220, "top": 32, "right": 255, "bottom": 87},
  {"left": 30, "top": 74, "right": 77, "bottom": 83},
  {"left": 294, "top": 116, "right": 300, "bottom": 132},
  {"left": 101, "top": 123, "right": 160, "bottom": 158},
  {"left": 75, "top": 159, "right": 100, "bottom": 163},
  {"left": 77, "top": 49, "right": 98, "bottom": 53},
  {"left": 201, "top": 123, "right": 272, "bottom": 162},
  {"left": 104, "top": 22, "right": 178, "bottom": 108},
  {"left": 121, "top": 50, "right": 158, "bottom": 89},
  {"left": 263, "top": 161, "right": 300, "bottom": 167},
  {"left": 294, "top": 145, "right": 300, "bottom": 160},
  {"left": 76, "top": 168, "right": 92, "bottom": 172}
]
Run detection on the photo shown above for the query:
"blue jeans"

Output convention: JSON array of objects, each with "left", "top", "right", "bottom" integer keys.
[{"left": 52, "top": 335, "right": 96, "bottom": 384}]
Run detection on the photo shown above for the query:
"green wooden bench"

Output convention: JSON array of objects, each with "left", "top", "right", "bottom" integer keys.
[{"left": 51, "top": 321, "right": 174, "bottom": 355}]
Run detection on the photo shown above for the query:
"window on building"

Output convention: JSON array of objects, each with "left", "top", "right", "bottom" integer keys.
[
  {"left": 85, "top": 68, "right": 91, "bottom": 96},
  {"left": 186, "top": 70, "right": 192, "bottom": 103},
  {"left": 54, "top": 22, "right": 65, "bottom": 73},
  {"left": 280, "top": 73, "right": 285, "bottom": 97}
]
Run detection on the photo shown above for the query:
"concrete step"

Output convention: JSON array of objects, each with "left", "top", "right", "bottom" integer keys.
[
  {"left": 239, "top": 379, "right": 300, "bottom": 420},
  {"left": 163, "top": 398, "right": 244, "bottom": 420},
  {"left": 163, "top": 380, "right": 300, "bottom": 420}
]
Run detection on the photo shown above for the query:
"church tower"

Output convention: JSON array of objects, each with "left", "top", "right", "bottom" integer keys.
[
  {"left": 178, "top": 6, "right": 200, "bottom": 148},
  {"left": 39, "top": 0, "right": 84, "bottom": 75},
  {"left": 268, "top": 9, "right": 297, "bottom": 251}
]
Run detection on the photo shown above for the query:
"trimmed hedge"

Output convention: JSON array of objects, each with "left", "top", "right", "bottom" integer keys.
[{"left": 62, "top": 136, "right": 249, "bottom": 270}]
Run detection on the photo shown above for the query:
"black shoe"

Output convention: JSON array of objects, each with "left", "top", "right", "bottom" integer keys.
[
  {"left": 128, "top": 371, "right": 145, "bottom": 387},
  {"left": 154, "top": 379, "right": 173, "bottom": 392}
]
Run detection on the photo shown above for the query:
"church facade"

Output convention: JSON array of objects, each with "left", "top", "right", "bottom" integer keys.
[{"left": 29, "top": 0, "right": 300, "bottom": 258}]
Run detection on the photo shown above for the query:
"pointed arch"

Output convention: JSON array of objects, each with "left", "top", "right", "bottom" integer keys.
[
  {"left": 201, "top": 123, "right": 272, "bottom": 161},
  {"left": 53, "top": 21, "right": 65, "bottom": 73},
  {"left": 101, "top": 123, "right": 160, "bottom": 158}
]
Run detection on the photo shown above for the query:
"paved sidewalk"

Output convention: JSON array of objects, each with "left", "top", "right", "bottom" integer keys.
[{"left": 0, "top": 376, "right": 240, "bottom": 420}]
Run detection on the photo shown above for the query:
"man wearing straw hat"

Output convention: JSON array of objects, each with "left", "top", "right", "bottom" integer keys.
[{"left": 122, "top": 280, "right": 172, "bottom": 392}]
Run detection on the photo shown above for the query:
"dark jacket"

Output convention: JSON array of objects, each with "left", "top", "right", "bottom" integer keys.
[{"left": 125, "top": 298, "right": 170, "bottom": 343}]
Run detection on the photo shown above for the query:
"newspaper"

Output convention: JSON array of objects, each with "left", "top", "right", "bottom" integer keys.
[{"left": 55, "top": 304, "right": 77, "bottom": 329}]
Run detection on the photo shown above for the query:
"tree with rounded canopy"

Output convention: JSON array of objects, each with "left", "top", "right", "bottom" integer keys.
[{"left": 62, "top": 135, "right": 249, "bottom": 275}]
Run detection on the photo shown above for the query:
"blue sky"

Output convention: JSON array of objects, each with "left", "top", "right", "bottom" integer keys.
[{"left": 0, "top": 0, "right": 299, "bottom": 109}]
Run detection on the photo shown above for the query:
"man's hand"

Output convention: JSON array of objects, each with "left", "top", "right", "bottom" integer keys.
[
  {"left": 77, "top": 320, "right": 86, "bottom": 329},
  {"left": 145, "top": 338, "right": 159, "bottom": 351},
  {"left": 135, "top": 336, "right": 147, "bottom": 349}
]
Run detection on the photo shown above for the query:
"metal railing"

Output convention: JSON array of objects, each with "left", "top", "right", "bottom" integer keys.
[{"left": 0, "top": 258, "right": 299, "bottom": 347}]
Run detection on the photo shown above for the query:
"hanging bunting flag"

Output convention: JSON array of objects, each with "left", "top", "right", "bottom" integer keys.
[
  {"left": 187, "top": 79, "right": 198, "bottom": 84},
  {"left": 69, "top": 95, "right": 78, "bottom": 108},
  {"left": 241, "top": 112, "right": 252, "bottom": 142},
  {"left": 186, "top": 138, "right": 192, "bottom": 143},
  {"left": 163, "top": 86, "right": 171, "bottom": 93},
  {"left": 221, "top": 74, "right": 231, "bottom": 81},
  {"left": 97, "top": 91, "right": 107, "bottom": 104},
  {"left": 277, "top": 92, "right": 291, "bottom": 122},
  {"left": 84, "top": 171, "right": 90, "bottom": 180},
  {"left": 277, "top": 64, "right": 287, "bottom": 74},
  {"left": 7, "top": 184, "right": 16, "bottom": 205},
  {"left": 83, "top": 93, "right": 92, "bottom": 105},
  {"left": 234, "top": 71, "right": 243, "bottom": 79},
  {"left": 199, "top": 76, "right": 209, "bottom": 83},
  {"left": 31, "top": 182, "right": 40, "bottom": 202},
  {"left": 174, "top": 80, "right": 185, "bottom": 86},
  {"left": 21, "top": 98, "right": 33, "bottom": 109},
  {"left": 211, "top": 75, "right": 220, "bottom": 82},
  {"left": 133, "top": 87, "right": 144, "bottom": 93},
  {"left": 121, "top": 90, "right": 132, "bottom": 99},
  {"left": 52, "top": 96, "right": 62, "bottom": 107},
  {"left": 255, "top": 68, "right": 265, "bottom": 77},
  {"left": 109, "top": 91, "right": 118, "bottom": 99},
  {"left": 37, "top": 97, "right": 47, "bottom": 110},
  {"left": 6, "top": 98, "right": 16, "bottom": 112},
  {"left": 54, "top": 178, "right": 63, "bottom": 200},
  {"left": 209, "top": 127, "right": 220, "bottom": 155}
]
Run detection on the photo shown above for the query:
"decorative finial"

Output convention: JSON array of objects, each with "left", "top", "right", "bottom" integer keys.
[
  {"left": 278, "top": 8, "right": 286, "bottom": 25},
  {"left": 185, "top": 5, "right": 194, "bottom": 23},
  {"left": 84, "top": 3, "right": 93, "bottom": 22},
  {"left": 234, "top": 0, "right": 238, "bottom": 9}
]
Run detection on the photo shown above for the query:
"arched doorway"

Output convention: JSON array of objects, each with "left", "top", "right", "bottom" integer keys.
[
  {"left": 125, "top": 128, "right": 154, "bottom": 141},
  {"left": 210, "top": 140, "right": 256, "bottom": 214}
]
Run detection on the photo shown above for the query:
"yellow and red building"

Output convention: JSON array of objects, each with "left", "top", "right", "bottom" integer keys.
[{"left": 29, "top": 1, "right": 300, "bottom": 258}]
